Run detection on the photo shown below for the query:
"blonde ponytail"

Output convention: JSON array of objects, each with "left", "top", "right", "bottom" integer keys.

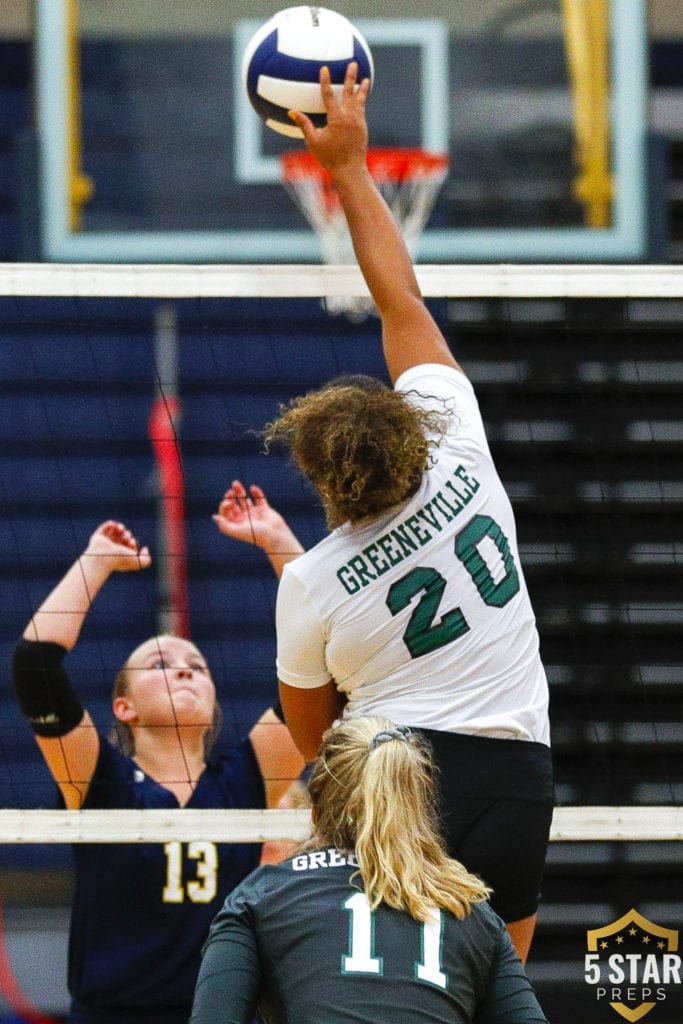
[{"left": 306, "top": 717, "right": 491, "bottom": 923}]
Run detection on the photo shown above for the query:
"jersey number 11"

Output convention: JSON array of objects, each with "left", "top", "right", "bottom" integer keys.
[{"left": 342, "top": 892, "right": 447, "bottom": 990}]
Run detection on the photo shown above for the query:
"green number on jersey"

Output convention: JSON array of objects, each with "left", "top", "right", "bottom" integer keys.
[
  {"left": 454, "top": 513, "right": 520, "bottom": 608},
  {"left": 386, "top": 513, "right": 520, "bottom": 658},
  {"left": 386, "top": 566, "right": 468, "bottom": 658}
]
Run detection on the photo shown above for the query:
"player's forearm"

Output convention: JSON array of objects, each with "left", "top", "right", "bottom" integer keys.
[
  {"left": 263, "top": 541, "right": 305, "bottom": 579},
  {"left": 332, "top": 164, "right": 421, "bottom": 315},
  {"left": 333, "top": 163, "right": 456, "bottom": 381},
  {"left": 259, "top": 523, "right": 305, "bottom": 578},
  {"left": 23, "top": 554, "right": 113, "bottom": 649}
]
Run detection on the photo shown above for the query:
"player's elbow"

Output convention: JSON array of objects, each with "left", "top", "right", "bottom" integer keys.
[
  {"left": 289, "top": 728, "right": 321, "bottom": 763},
  {"left": 279, "top": 679, "right": 342, "bottom": 761}
]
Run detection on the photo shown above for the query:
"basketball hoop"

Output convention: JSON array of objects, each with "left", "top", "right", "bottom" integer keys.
[{"left": 280, "top": 148, "right": 449, "bottom": 320}]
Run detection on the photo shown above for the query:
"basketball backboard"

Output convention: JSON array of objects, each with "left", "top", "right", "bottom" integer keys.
[{"left": 35, "top": 0, "right": 648, "bottom": 262}]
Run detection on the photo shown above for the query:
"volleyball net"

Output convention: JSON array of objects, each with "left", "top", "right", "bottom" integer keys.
[{"left": 0, "top": 261, "right": 681, "bottom": 847}]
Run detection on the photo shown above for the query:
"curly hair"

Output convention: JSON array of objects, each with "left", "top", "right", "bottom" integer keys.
[{"left": 264, "top": 379, "right": 450, "bottom": 528}]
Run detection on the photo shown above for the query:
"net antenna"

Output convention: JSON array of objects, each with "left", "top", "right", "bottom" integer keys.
[
  {"left": 149, "top": 303, "right": 190, "bottom": 638},
  {"left": 280, "top": 147, "right": 449, "bottom": 320}
]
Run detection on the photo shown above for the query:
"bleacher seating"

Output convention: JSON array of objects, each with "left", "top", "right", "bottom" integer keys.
[{"left": 445, "top": 299, "right": 682, "bottom": 1021}]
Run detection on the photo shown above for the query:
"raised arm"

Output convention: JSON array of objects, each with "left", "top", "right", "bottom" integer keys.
[
  {"left": 13, "top": 521, "right": 151, "bottom": 808},
  {"left": 289, "top": 64, "right": 461, "bottom": 384},
  {"left": 214, "top": 480, "right": 304, "bottom": 579},
  {"left": 248, "top": 707, "right": 306, "bottom": 808}
]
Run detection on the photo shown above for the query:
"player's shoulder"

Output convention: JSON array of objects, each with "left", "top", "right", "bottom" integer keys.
[
  {"left": 457, "top": 899, "right": 509, "bottom": 947},
  {"left": 89, "top": 736, "right": 137, "bottom": 785},
  {"left": 222, "top": 862, "right": 269, "bottom": 902},
  {"left": 207, "top": 740, "right": 252, "bottom": 781},
  {"left": 221, "top": 859, "right": 295, "bottom": 914},
  {"left": 395, "top": 361, "right": 474, "bottom": 399},
  {"left": 197, "top": 737, "right": 264, "bottom": 809},
  {"left": 280, "top": 522, "right": 353, "bottom": 581}
]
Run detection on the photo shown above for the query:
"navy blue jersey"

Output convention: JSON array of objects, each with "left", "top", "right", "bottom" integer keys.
[
  {"left": 191, "top": 849, "right": 548, "bottom": 1024},
  {"left": 65, "top": 736, "right": 265, "bottom": 1024}
]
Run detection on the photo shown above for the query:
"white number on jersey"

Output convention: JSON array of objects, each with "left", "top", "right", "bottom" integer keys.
[
  {"left": 342, "top": 892, "right": 448, "bottom": 990},
  {"left": 162, "top": 840, "right": 218, "bottom": 904}
]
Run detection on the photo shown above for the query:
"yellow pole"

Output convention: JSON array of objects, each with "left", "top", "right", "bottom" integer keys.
[
  {"left": 561, "top": 0, "right": 612, "bottom": 228},
  {"left": 65, "top": 0, "right": 94, "bottom": 232}
]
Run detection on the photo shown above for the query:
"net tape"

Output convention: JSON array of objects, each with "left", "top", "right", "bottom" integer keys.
[
  {"left": 0, "top": 807, "right": 679, "bottom": 844},
  {"left": 1, "top": 264, "right": 682, "bottom": 299}
]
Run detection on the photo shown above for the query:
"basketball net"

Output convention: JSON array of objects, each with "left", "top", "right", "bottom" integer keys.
[{"left": 280, "top": 148, "right": 449, "bottom": 320}]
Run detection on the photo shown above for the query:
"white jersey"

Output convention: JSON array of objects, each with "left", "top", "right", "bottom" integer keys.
[{"left": 276, "top": 364, "right": 550, "bottom": 745}]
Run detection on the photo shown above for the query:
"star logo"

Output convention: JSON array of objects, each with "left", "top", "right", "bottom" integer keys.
[{"left": 585, "top": 909, "right": 680, "bottom": 1022}]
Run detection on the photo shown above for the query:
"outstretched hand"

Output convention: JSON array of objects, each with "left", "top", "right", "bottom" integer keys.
[
  {"left": 288, "top": 62, "right": 370, "bottom": 176},
  {"left": 214, "top": 480, "right": 287, "bottom": 550},
  {"left": 84, "top": 520, "right": 151, "bottom": 573}
]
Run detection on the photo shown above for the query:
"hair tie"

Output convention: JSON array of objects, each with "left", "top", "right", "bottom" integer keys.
[{"left": 368, "top": 726, "right": 411, "bottom": 751}]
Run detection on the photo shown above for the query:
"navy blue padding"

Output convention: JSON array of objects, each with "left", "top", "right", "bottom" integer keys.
[
  {"left": 0, "top": 85, "right": 29, "bottom": 131},
  {"left": 176, "top": 330, "right": 388, "bottom": 385},
  {"left": 189, "top": 575, "right": 278, "bottom": 624},
  {"left": 0, "top": 844, "right": 71, "bottom": 869},
  {"left": 178, "top": 392, "right": 283, "bottom": 442},
  {"left": 0, "top": 394, "right": 151, "bottom": 443},
  {"left": 183, "top": 452, "right": 312, "bottom": 503},
  {"left": 0, "top": 152, "right": 14, "bottom": 192},
  {"left": 0, "top": 396, "right": 51, "bottom": 440},
  {"left": 0, "top": 456, "right": 153, "bottom": 501},
  {"left": 0, "top": 581, "right": 39, "bottom": 630},
  {"left": 0, "top": 214, "right": 17, "bottom": 258},
  {"left": 0, "top": 759, "right": 66, "bottom": 817},
  {"left": 2, "top": 295, "right": 159, "bottom": 323},
  {"left": 0, "top": 329, "right": 154, "bottom": 381},
  {"left": 177, "top": 331, "right": 328, "bottom": 382},
  {"left": 0, "top": 517, "right": 87, "bottom": 560}
]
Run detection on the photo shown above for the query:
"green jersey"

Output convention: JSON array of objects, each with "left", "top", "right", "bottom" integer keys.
[{"left": 191, "top": 848, "right": 548, "bottom": 1024}]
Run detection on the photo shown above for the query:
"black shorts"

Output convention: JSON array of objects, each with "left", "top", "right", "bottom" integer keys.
[{"left": 415, "top": 729, "right": 554, "bottom": 924}]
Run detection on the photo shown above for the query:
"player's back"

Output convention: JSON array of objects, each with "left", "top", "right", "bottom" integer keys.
[
  {"left": 206, "top": 849, "right": 547, "bottom": 1024},
  {"left": 277, "top": 364, "right": 550, "bottom": 743}
]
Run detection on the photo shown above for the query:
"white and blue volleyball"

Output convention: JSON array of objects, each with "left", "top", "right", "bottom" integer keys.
[{"left": 242, "top": 6, "right": 374, "bottom": 138}]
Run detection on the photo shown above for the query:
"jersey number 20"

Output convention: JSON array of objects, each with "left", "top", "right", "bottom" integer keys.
[{"left": 386, "top": 514, "right": 520, "bottom": 658}]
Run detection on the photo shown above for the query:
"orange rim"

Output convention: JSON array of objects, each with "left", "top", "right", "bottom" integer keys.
[{"left": 281, "top": 147, "right": 449, "bottom": 185}]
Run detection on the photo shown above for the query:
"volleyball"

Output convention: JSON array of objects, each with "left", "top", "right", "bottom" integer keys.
[{"left": 241, "top": 6, "right": 374, "bottom": 138}]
